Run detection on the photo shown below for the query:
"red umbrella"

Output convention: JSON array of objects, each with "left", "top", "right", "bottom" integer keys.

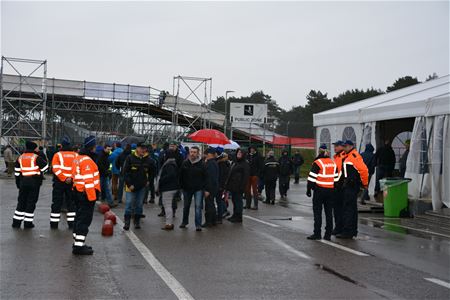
[{"left": 188, "top": 129, "right": 231, "bottom": 145}]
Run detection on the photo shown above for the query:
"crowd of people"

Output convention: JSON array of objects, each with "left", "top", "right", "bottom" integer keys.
[{"left": 8, "top": 133, "right": 404, "bottom": 255}]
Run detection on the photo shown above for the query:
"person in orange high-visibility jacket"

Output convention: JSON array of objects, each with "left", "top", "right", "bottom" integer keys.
[
  {"left": 12, "top": 141, "right": 49, "bottom": 229},
  {"left": 337, "top": 140, "right": 369, "bottom": 239},
  {"left": 331, "top": 140, "right": 347, "bottom": 236},
  {"left": 306, "top": 144, "right": 338, "bottom": 241},
  {"left": 50, "top": 137, "right": 78, "bottom": 229},
  {"left": 71, "top": 136, "right": 100, "bottom": 255}
]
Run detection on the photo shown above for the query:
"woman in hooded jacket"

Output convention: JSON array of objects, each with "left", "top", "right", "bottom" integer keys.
[{"left": 225, "top": 149, "right": 250, "bottom": 223}]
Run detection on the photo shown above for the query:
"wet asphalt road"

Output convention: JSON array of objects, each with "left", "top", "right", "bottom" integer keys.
[{"left": 1, "top": 177, "right": 449, "bottom": 300}]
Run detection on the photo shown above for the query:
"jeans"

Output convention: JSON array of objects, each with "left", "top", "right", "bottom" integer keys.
[
  {"left": 293, "top": 165, "right": 300, "bottom": 182},
  {"left": 216, "top": 189, "right": 226, "bottom": 221},
  {"left": 182, "top": 190, "right": 203, "bottom": 228},
  {"left": 117, "top": 175, "right": 125, "bottom": 203},
  {"left": 100, "top": 176, "right": 114, "bottom": 205},
  {"left": 161, "top": 190, "right": 177, "bottom": 225},
  {"left": 125, "top": 188, "right": 146, "bottom": 216}
]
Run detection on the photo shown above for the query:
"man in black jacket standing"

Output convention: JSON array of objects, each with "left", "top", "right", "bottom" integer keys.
[
  {"left": 279, "top": 150, "right": 293, "bottom": 199},
  {"left": 216, "top": 152, "right": 231, "bottom": 222},
  {"left": 97, "top": 143, "right": 115, "bottom": 207},
  {"left": 122, "top": 143, "right": 156, "bottom": 230},
  {"left": 226, "top": 149, "right": 250, "bottom": 223},
  {"left": 203, "top": 148, "right": 219, "bottom": 227},
  {"left": 374, "top": 140, "right": 396, "bottom": 197},
  {"left": 179, "top": 146, "right": 206, "bottom": 231},
  {"left": 291, "top": 150, "right": 304, "bottom": 184},
  {"left": 263, "top": 151, "right": 279, "bottom": 205},
  {"left": 245, "top": 146, "right": 263, "bottom": 210}
]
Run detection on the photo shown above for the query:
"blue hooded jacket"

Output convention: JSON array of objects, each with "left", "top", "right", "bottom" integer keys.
[
  {"left": 361, "top": 143, "right": 376, "bottom": 175},
  {"left": 109, "top": 147, "right": 124, "bottom": 175}
]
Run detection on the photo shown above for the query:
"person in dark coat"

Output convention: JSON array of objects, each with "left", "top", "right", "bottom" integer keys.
[
  {"left": 360, "top": 143, "right": 376, "bottom": 203},
  {"left": 157, "top": 149, "right": 180, "bottom": 231},
  {"left": 374, "top": 140, "right": 396, "bottom": 196},
  {"left": 115, "top": 144, "right": 132, "bottom": 203},
  {"left": 216, "top": 152, "right": 231, "bottom": 222},
  {"left": 245, "top": 146, "right": 263, "bottom": 209},
  {"left": 262, "top": 151, "right": 279, "bottom": 205},
  {"left": 203, "top": 148, "right": 219, "bottom": 227},
  {"left": 179, "top": 146, "right": 206, "bottom": 231},
  {"left": 399, "top": 140, "right": 410, "bottom": 178},
  {"left": 225, "top": 149, "right": 250, "bottom": 223},
  {"left": 278, "top": 150, "right": 293, "bottom": 199},
  {"left": 291, "top": 150, "right": 304, "bottom": 184},
  {"left": 97, "top": 143, "right": 115, "bottom": 207}
]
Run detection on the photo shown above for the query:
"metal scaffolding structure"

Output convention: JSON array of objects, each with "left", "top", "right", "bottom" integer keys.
[
  {"left": 0, "top": 56, "right": 47, "bottom": 151},
  {"left": 1, "top": 57, "right": 275, "bottom": 152}
]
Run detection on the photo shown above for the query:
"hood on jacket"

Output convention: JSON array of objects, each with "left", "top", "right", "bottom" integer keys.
[{"left": 364, "top": 143, "right": 374, "bottom": 153}]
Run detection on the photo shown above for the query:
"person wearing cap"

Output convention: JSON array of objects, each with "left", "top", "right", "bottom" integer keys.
[
  {"left": 245, "top": 146, "right": 264, "bottom": 209},
  {"left": 262, "top": 150, "right": 279, "bottom": 205},
  {"left": 306, "top": 144, "right": 337, "bottom": 240},
  {"left": 179, "top": 146, "right": 206, "bottom": 231},
  {"left": 12, "top": 141, "right": 49, "bottom": 229},
  {"left": 97, "top": 143, "right": 115, "bottom": 207},
  {"left": 203, "top": 147, "right": 219, "bottom": 227},
  {"left": 71, "top": 135, "right": 100, "bottom": 255},
  {"left": 331, "top": 140, "right": 346, "bottom": 235},
  {"left": 122, "top": 142, "right": 157, "bottom": 230},
  {"left": 278, "top": 149, "right": 293, "bottom": 199},
  {"left": 337, "top": 140, "right": 369, "bottom": 239},
  {"left": 50, "top": 137, "right": 78, "bottom": 229}
]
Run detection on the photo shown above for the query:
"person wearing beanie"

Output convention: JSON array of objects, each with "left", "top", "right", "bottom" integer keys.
[
  {"left": 12, "top": 141, "right": 48, "bottom": 229},
  {"left": 70, "top": 135, "right": 100, "bottom": 255},
  {"left": 263, "top": 150, "right": 279, "bottom": 205},
  {"left": 49, "top": 137, "right": 78, "bottom": 229},
  {"left": 306, "top": 144, "right": 337, "bottom": 241}
]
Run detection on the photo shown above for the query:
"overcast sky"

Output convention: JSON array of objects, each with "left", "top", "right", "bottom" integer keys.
[{"left": 1, "top": 1, "right": 449, "bottom": 109}]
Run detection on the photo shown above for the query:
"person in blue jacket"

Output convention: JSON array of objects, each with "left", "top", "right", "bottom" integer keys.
[{"left": 109, "top": 142, "right": 123, "bottom": 203}]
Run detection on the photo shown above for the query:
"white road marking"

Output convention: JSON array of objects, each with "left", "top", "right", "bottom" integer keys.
[
  {"left": 258, "top": 231, "right": 311, "bottom": 260},
  {"left": 424, "top": 278, "right": 450, "bottom": 289},
  {"left": 116, "top": 217, "right": 195, "bottom": 300},
  {"left": 319, "top": 240, "right": 370, "bottom": 257},
  {"left": 243, "top": 215, "right": 280, "bottom": 228},
  {"left": 361, "top": 217, "right": 450, "bottom": 239}
]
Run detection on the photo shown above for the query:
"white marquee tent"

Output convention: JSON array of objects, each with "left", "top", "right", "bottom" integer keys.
[{"left": 313, "top": 76, "right": 450, "bottom": 210}]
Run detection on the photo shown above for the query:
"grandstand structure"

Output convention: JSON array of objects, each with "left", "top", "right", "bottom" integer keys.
[{"left": 1, "top": 56, "right": 276, "bottom": 150}]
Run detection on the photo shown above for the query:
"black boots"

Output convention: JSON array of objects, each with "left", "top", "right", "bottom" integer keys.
[
  {"left": 307, "top": 234, "right": 321, "bottom": 240},
  {"left": 134, "top": 214, "right": 141, "bottom": 229},
  {"left": 123, "top": 214, "right": 131, "bottom": 231},
  {"left": 72, "top": 245, "right": 94, "bottom": 255},
  {"left": 50, "top": 222, "right": 59, "bottom": 229},
  {"left": 12, "top": 219, "right": 21, "bottom": 228},
  {"left": 67, "top": 222, "right": 74, "bottom": 230},
  {"left": 23, "top": 222, "right": 35, "bottom": 229},
  {"left": 158, "top": 207, "right": 166, "bottom": 217}
]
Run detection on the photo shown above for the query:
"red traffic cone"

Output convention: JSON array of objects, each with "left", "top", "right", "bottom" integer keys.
[
  {"left": 98, "top": 203, "right": 110, "bottom": 214},
  {"left": 102, "top": 220, "right": 114, "bottom": 236},
  {"left": 104, "top": 211, "right": 117, "bottom": 225}
]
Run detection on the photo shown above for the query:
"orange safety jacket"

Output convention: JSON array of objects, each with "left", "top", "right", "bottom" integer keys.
[
  {"left": 333, "top": 151, "right": 347, "bottom": 182},
  {"left": 307, "top": 157, "right": 338, "bottom": 189},
  {"left": 15, "top": 152, "right": 49, "bottom": 177},
  {"left": 52, "top": 151, "right": 78, "bottom": 182},
  {"left": 72, "top": 154, "right": 100, "bottom": 201},
  {"left": 343, "top": 148, "right": 369, "bottom": 188}
]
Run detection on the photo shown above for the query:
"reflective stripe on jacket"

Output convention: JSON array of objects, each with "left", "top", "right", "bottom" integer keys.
[
  {"left": 343, "top": 148, "right": 369, "bottom": 188},
  {"left": 72, "top": 155, "right": 100, "bottom": 201},
  {"left": 307, "top": 157, "right": 337, "bottom": 189},
  {"left": 16, "top": 153, "right": 48, "bottom": 177},
  {"left": 52, "top": 151, "right": 78, "bottom": 182}
]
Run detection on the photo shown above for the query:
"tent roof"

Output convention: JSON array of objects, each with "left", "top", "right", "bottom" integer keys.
[{"left": 314, "top": 75, "right": 450, "bottom": 126}]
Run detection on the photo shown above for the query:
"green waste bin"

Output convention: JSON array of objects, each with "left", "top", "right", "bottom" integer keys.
[{"left": 380, "top": 177, "right": 411, "bottom": 217}]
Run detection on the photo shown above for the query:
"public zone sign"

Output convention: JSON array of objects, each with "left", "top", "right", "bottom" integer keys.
[{"left": 230, "top": 103, "right": 268, "bottom": 125}]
